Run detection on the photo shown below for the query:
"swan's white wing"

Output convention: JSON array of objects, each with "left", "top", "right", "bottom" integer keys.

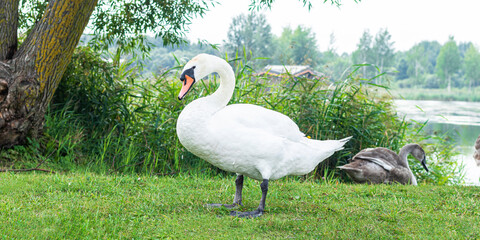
[
  {"left": 194, "top": 103, "right": 349, "bottom": 180},
  {"left": 209, "top": 103, "right": 305, "bottom": 141}
]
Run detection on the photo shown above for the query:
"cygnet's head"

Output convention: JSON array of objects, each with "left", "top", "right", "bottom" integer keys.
[{"left": 409, "top": 144, "right": 428, "bottom": 172}]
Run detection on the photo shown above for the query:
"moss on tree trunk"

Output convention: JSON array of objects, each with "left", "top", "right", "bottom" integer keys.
[{"left": 0, "top": 0, "right": 97, "bottom": 148}]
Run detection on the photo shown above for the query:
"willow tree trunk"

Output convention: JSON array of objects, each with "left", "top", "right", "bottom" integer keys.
[{"left": 0, "top": 0, "right": 97, "bottom": 148}]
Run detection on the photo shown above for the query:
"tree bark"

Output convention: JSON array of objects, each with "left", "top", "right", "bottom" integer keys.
[
  {"left": 0, "top": 0, "right": 98, "bottom": 149},
  {"left": 0, "top": 0, "right": 19, "bottom": 60}
]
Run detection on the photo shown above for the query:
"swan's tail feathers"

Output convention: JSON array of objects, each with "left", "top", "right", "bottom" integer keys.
[
  {"left": 337, "top": 165, "right": 366, "bottom": 183},
  {"left": 333, "top": 136, "right": 352, "bottom": 151},
  {"left": 337, "top": 165, "right": 361, "bottom": 172}
]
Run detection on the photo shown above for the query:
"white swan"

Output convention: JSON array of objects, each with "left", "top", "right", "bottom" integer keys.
[
  {"left": 176, "top": 54, "right": 351, "bottom": 218},
  {"left": 337, "top": 144, "right": 429, "bottom": 185}
]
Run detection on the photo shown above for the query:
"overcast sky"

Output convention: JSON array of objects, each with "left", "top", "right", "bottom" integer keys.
[{"left": 187, "top": 0, "right": 480, "bottom": 54}]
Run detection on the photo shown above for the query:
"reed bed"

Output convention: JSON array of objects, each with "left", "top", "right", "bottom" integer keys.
[{"left": 0, "top": 48, "right": 462, "bottom": 184}]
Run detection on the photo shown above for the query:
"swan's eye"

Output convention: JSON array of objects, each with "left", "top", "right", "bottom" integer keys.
[{"left": 180, "top": 66, "right": 196, "bottom": 82}]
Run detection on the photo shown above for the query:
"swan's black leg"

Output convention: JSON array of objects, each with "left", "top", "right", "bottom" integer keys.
[
  {"left": 232, "top": 174, "right": 244, "bottom": 206},
  {"left": 230, "top": 179, "right": 268, "bottom": 218},
  {"left": 206, "top": 175, "right": 244, "bottom": 209}
]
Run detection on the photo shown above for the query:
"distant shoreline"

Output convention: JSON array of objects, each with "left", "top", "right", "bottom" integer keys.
[{"left": 390, "top": 88, "right": 480, "bottom": 102}]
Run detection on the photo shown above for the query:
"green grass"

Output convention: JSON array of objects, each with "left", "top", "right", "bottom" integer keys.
[
  {"left": 0, "top": 50, "right": 469, "bottom": 238},
  {"left": 1, "top": 172, "right": 479, "bottom": 239}
]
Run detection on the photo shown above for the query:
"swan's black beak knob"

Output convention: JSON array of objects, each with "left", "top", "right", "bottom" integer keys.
[{"left": 178, "top": 67, "right": 196, "bottom": 100}]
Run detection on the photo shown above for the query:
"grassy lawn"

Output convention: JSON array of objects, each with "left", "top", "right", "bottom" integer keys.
[{"left": 1, "top": 172, "right": 479, "bottom": 239}]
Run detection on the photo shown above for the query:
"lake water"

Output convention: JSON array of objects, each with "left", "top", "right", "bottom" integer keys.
[{"left": 394, "top": 99, "right": 480, "bottom": 185}]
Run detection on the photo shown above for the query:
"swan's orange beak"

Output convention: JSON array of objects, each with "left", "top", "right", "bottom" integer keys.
[{"left": 178, "top": 75, "right": 195, "bottom": 100}]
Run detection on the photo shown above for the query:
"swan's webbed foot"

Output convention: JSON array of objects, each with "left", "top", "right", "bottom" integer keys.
[
  {"left": 230, "top": 179, "right": 269, "bottom": 218},
  {"left": 205, "top": 203, "right": 242, "bottom": 209},
  {"left": 205, "top": 175, "right": 245, "bottom": 210},
  {"left": 230, "top": 209, "right": 264, "bottom": 218}
]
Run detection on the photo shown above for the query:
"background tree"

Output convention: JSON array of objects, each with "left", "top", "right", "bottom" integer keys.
[
  {"left": 321, "top": 32, "right": 338, "bottom": 65},
  {"left": 395, "top": 53, "right": 408, "bottom": 81},
  {"left": 224, "top": 12, "right": 273, "bottom": 68},
  {"left": 272, "top": 27, "right": 294, "bottom": 65},
  {"left": 272, "top": 26, "right": 321, "bottom": 67},
  {"left": 372, "top": 28, "right": 395, "bottom": 83},
  {"left": 351, "top": 29, "right": 374, "bottom": 78},
  {"left": 352, "top": 29, "right": 395, "bottom": 83},
  {"left": 436, "top": 36, "right": 461, "bottom": 92},
  {"left": 464, "top": 44, "right": 480, "bottom": 89},
  {"left": 415, "top": 41, "right": 441, "bottom": 75},
  {"left": 458, "top": 42, "right": 472, "bottom": 59},
  {"left": 290, "top": 26, "right": 321, "bottom": 66},
  {"left": 403, "top": 41, "right": 441, "bottom": 88},
  {"left": 406, "top": 44, "right": 429, "bottom": 86},
  {"left": 320, "top": 32, "right": 353, "bottom": 81},
  {"left": 322, "top": 53, "right": 352, "bottom": 81}
]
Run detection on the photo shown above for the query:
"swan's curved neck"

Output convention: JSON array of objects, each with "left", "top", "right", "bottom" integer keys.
[
  {"left": 176, "top": 58, "right": 235, "bottom": 149},
  {"left": 398, "top": 144, "right": 417, "bottom": 185},
  {"left": 398, "top": 147, "right": 410, "bottom": 166},
  {"left": 206, "top": 60, "right": 235, "bottom": 109}
]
